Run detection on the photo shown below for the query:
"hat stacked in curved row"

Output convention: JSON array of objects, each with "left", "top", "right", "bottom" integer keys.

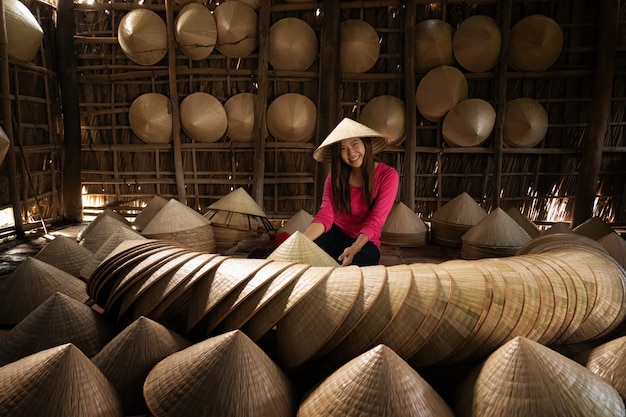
[
  {"left": 579, "top": 334, "right": 626, "bottom": 400},
  {"left": 430, "top": 192, "right": 488, "bottom": 248},
  {"left": 34, "top": 235, "right": 93, "bottom": 279},
  {"left": 340, "top": 19, "right": 380, "bottom": 73},
  {"left": 381, "top": 201, "right": 428, "bottom": 247},
  {"left": 414, "top": 19, "right": 454, "bottom": 74},
  {"left": 174, "top": 3, "right": 217, "bottom": 60},
  {"left": 117, "top": 9, "right": 167, "bottom": 65},
  {"left": 452, "top": 15, "right": 502, "bottom": 73},
  {"left": 358, "top": 95, "right": 406, "bottom": 146},
  {"left": 80, "top": 227, "right": 146, "bottom": 281}
]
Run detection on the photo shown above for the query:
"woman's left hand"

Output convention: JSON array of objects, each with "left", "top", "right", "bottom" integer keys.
[{"left": 338, "top": 243, "right": 360, "bottom": 266}]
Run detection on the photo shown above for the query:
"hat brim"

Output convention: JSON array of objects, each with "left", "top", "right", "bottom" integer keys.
[{"left": 313, "top": 118, "right": 389, "bottom": 163}]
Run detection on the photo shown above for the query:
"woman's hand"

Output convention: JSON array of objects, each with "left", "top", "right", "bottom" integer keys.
[{"left": 338, "top": 242, "right": 361, "bottom": 266}]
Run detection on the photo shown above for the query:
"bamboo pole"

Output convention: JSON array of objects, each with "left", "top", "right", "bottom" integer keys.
[
  {"left": 403, "top": 0, "right": 417, "bottom": 210},
  {"left": 572, "top": 0, "right": 618, "bottom": 227},
  {"left": 0, "top": 0, "right": 24, "bottom": 237}
]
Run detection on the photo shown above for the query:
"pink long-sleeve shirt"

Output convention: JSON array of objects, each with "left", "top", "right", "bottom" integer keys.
[{"left": 312, "top": 162, "right": 399, "bottom": 247}]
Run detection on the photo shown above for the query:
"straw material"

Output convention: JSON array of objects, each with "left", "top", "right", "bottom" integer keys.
[
  {"left": 0, "top": 257, "right": 88, "bottom": 326},
  {"left": 175, "top": 3, "right": 217, "bottom": 60},
  {"left": 506, "top": 207, "right": 540, "bottom": 238},
  {"left": 276, "top": 209, "right": 313, "bottom": 236},
  {"left": 206, "top": 187, "right": 268, "bottom": 218},
  {"left": 0, "top": 344, "right": 123, "bottom": 417},
  {"left": 381, "top": 201, "right": 428, "bottom": 247},
  {"left": 144, "top": 330, "right": 294, "bottom": 417},
  {"left": 598, "top": 232, "right": 626, "bottom": 270},
  {"left": 5, "top": 0, "right": 44, "bottom": 62},
  {"left": 582, "top": 335, "right": 626, "bottom": 400},
  {"left": 81, "top": 215, "right": 134, "bottom": 253},
  {"left": 573, "top": 216, "right": 615, "bottom": 240},
  {"left": 358, "top": 95, "right": 406, "bottom": 145},
  {"left": 416, "top": 65, "right": 468, "bottom": 123},
  {"left": 118, "top": 9, "right": 167, "bottom": 65},
  {"left": 80, "top": 227, "right": 146, "bottom": 281},
  {"left": 456, "top": 337, "right": 625, "bottom": 417},
  {"left": 267, "top": 231, "right": 339, "bottom": 267},
  {"left": 92, "top": 316, "right": 190, "bottom": 415},
  {"left": 128, "top": 93, "right": 172, "bottom": 144},
  {"left": 0, "top": 292, "right": 116, "bottom": 366},
  {"left": 313, "top": 117, "right": 389, "bottom": 163},
  {"left": 78, "top": 208, "right": 129, "bottom": 241},
  {"left": 214, "top": 1, "right": 258, "bottom": 58},
  {"left": 269, "top": 17, "right": 318, "bottom": 71},
  {"left": 298, "top": 344, "right": 454, "bottom": 417},
  {"left": 340, "top": 19, "right": 380, "bottom": 73},
  {"left": 224, "top": 92, "right": 261, "bottom": 142},
  {"left": 34, "top": 235, "right": 94, "bottom": 279},
  {"left": 132, "top": 195, "right": 169, "bottom": 231},
  {"left": 509, "top": 14, "right": 564, "bottom": 72},
  {"left": 180, "top": 92, "right": 228, "bottom": 143},
  {"left": 414, "top": 19, "right": 454, "bottom": 74},
  {"left": 266, "top": 93, "right": 317, "bottom": 142},
  {"left": 442, "top": 98, "right": 496, "bottom": 147},
  {"left": 225, "top": 0, "right": 261, "bottom": 8},
  {"left": 541, "top": 221, "right": 572, "bottom": 235},
  {"left": 453, "top": 15, "right": 502, "bottom": 73},
  {"left": 504, "top": 98, "right": 549, "bottom": 148},
  {"left": 0, "top": 126, "right": 9, "bottom": 165},
  {"left": 431, "top": 192, "right": 487, "bottom": 248}
]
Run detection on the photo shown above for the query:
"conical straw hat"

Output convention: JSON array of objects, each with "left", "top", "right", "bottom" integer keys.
[
  {"left": 598, "top": 232, "right": 626, "bottom": 270},
  {"left": 225, "top": 0, "right": 260, "bottom": 8},
  {"left": 214, "top": 1, "right": 258, "bottom": 58},
  {"left": 118, "top": 8, "right": 167, "bottom": 65},
  {"left": 80, "top": 214, "right": 134, "bottom": 253},
  {"left": 573, "top": 216, "right": 614, "bottom": 240},
  {"left": 0, "top": 344, "right": 123, "bottom": 417},
  {"left": 144, "top": 330, "right": 294, "bottom": 417},
  {"left": 175, "top": 3, "right": 217, "bottom": 60},
  {"left": 5, "top": 0, "right": 44, "bottom": 62},
  {"left": 142, "top": 198, "right": 210, "bottom": 234},
  {"left": 581, "top": 335, "right": 626, "bottom": 399},
  {"left": 206, "top": 187, "right": 268, "bottom": 218},
  {"left": 504, "top": 98, "right": 548, "bottom": 148},
  {"left": 509, "top": 14, "right": 564, "bottom": 72},
  {"left": 313, "top": 117, "right": 388, "bottom": 163},
  {"left": 414, "top": 19, "right": 454, "bottom": 74},
  {"left": 431, "top": 192, "right": 487, "bottom": 225},
  {"left": 34, "top": 235, "right": 94, "bottom": 279},
  {"left": 456, "top": 337, "right": 625, "bottom": 417},
  {"left": 0, "top": 126, "right": 9, "bottom": 165},
  {"left": 132, "top": 195, "right": 168, "bottom": 231},
  {"left": 224, "top": 92, "right": 262, "bottom": 142},
  {"left": 541, "top": 221, "right": 572, "bottom": 235},
  {"left": 78, "top": 208, "right": 129, "bottom": 241},
  {"left": 276, "top": 209, "right": 313, "bottom": 236},
  {"left": 92, "top": 316, "right": 190, "bottom": 415},
  {"left": 128, "top": 93, "right": 172, "bottom": 144},
  {"left": 80, "top": 228, "right": 146, "bottom": 281},
  {"left": 269, "top": 17, "right": 318, "bottom": 71},
  {"left": 443, "top": 98, "right": 496, "bottom": 147},
  {"left": 506, "top": 207, "right": 540, "bottom": 238},
  {"left": 340, "top": 19, "right": 380, "bottom": 73},
  {"left": 381, "top": 201, "right": 428, "bottom": 247},
  {"left": 461, "top": 207, "right": 532, "bottom": 252},
  {"left": 180, "top": 92, "right": 227, "bottom": 143},
  {"left": 267, "top": 231, "right": 339, "bottom": 267},
  {"left": 266, "top": 93, "right": 317, "bottom": 142},
  {"left": 453, "top": 15, "right": 502, "bottom": 73},
  {"left": 0, "top": 257, "right": 88, "bottom": 326},
  {"left": 298, "top": 344, "right": 455, "bottom": 417},
  {"left": 416, "top": 65, "right": 468, "bottom": 122},
  {"left": 358, "top": 95, "right": 406, "bottom": 145},
  {"left": 0, "top": 292, "right": 116, "bottom": 366}
]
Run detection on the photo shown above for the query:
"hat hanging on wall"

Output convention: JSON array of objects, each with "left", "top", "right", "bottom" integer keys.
[
  {"left": 442, "top": 98, "right": 496, "bottom": 147},
  {"left": 224, "top": 92, "right": 265, "bottom": 142},
  {"left": 0, "top": 126, "right": 10, "bottom": 165},
  {"left": 214, "top": 1, "right": 258, "bottom": 58},
  {"left": 224, "top": 0, "right": 261, "bottom": 9},
  {"left": 453, "top": 15, "right": 502, "bottom": 73},
  {"left": 175, "top": 3, "right": 217, "bottom": 60},
  {"left": 415, "top": 19, "right": 454, "bottom": 74},
  {"left": 128, "top": 93, "right": 172, "bottom": 144},
  {"left": 266, "top": 93, "right": 317, "bottom": 143},
  {"left": 118, "top": 9, "right": 167, "bottom": 66},
  {"left": 358, "top": 95, "right": 406, "bottom": 146},
  {"left": 340, "top": 19, "right": 380, "bottom": 73},
  {"left": 509, "top": 14, "right": 564, "bottom": 72},
  {"left": 313, "top": 117, "right": 389, "bottom": 163},
  {"left": 179, "top": 92, "right": 227, "bottom": 143},
  {"left": 416, "top": 65, "right": 468, "bottom": 123},
  {"left": 503, "top": 98, "right": 549, "bottom": 148},
  {"left": 5, "top": 0, "right": 43, "bottom": 62},
  {"left": 269, "top": 17, "right": 318, "bottom": 71}
]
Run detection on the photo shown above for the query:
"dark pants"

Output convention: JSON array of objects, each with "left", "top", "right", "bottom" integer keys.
[{"left": 314, "top": 224, "right": 380, "bottom": 266}]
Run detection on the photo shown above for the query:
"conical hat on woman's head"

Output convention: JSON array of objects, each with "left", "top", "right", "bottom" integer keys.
[{"left": 313, "top": 117, "right": 389, "bottom": 163}]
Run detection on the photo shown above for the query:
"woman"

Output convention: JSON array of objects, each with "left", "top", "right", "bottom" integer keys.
[{"left": 304, "top": 117, "right": 399, "bottom": 266}]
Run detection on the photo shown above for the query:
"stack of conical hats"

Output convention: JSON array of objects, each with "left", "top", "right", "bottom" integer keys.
[
  {"left": 276, "top": 209, "right": 313, "bottom": 237},
  {"left": 381, "top": 201, "right": 428, "bottom": 247},
  {"left": 78, "top": 209, "right": 133, "bottom": 253},
  {"left": 430, "top": 192, "right": 488, "bottom": 248},
  {"left": 579, "top": 334, "right": 626, "bottom": 400},
  {"left": 34, "top": 235, "right": 93, "bottom": 279},
  {"left": 267, "top": 231, "right": 339, "bottom": 267},
  {"left": 573, "top": 216, "right": 615, "bottom": 240},
  {"left": 598, "top": 232, "right": 626, "bottom": 270},
  {"left": 131, "top": 194, "right": 168, "bottom": 232},
  {"left": 77, "top": 208, "right": 128, "bottom": 240},
  {"left": 80, "top": 227, "right": 146, "bottom": 281},
  {"left": 541, "top": 221, "right": 572, "bottom": 235},
  {"left": 506, "top": 207, "right": 540, "bottom": 238}
]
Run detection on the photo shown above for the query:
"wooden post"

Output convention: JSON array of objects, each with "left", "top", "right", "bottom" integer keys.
[
  {"left": 0, "top": 0, "right": 25, "bottom": 237},
  {"left": 56, "top": 0, "right": 83, "bottom": 223},
  {"left": 165, "top": 0, "right": 186, "bottom": 205},
  {"left": 572, "top": 0, "right": 618, "bottom": 227},
  {"left": 404, "top": 0, "right": 417, "bottom": 210}
]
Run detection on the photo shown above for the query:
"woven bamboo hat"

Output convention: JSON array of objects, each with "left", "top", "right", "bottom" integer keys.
[
  {"left": 225, "top": 0, "right": 260, "bottom": 8},
  {"left": 381, "top": 201, "right": 428, "bottom": 247},
  {"left": 541, "top": 221, "right": 572, "bottom": 235},
  {"left": 175, "top": 3, "right": 217, "bottom": 60},
  {"left": 432, "top": 192, "right": 487, "bottom": 225},
  {"left": 313, "top": 117, "right": 388, "bottom": 163},
  {"left": 453, "top": 15, "right": 502, "bottom": 73},
  {"left": 80, "top": 228, "right": 146, "bottom": 281},
  {"left": 456, "top": 337, "right": 625, "bottom": 417},
  {"left": 581, "top": 335, "right": 626, "bottom": 399},
  {"left": 78, "top": 208, "right": 129, "bottom": 241},
  {"left": 572, "top": 216, "right": 615, "bottom": 240},
  {"left": 276, "top": 209, "right": 313, "bottom": 236},
  {"left": 224, "top": 92, "right": 264, "bottom": 142},
  {"left": 415, "top": 19, "right": 454, "bottom": 73},
  {"left": 509, "top": 14, "right": 564, "bottom": 72},
  {"left": 92, "top": 316, "right": 190, "bottom": 415},
  {"left": 0, "top": 126, "right": 9, "bottom": 165},
  {"left": 298, "top": 344, "right": 455, "bottom": 417},
  {"left": 206, "top": 187, "right": 268, "bottom": 218},
  {"left": 443, "top": 98, "right": 496, "bottom": 147},
  {"left": 506, "top": 207, "right": 540, "bottom": 238},
  {"left": 416, "top": 65, "right": 468, "bottom": 122},
  {"left": 5, "top": 0, "right": 44, "bottom": 62},
  {"left": 128, "top": 93, "right": 172, "bottom": 144},
  {"left": 81, "top": 214, "right": 134, "bottom": 253},
  {"left": 269, "top": 17, "right": 318, "bottom": 71},
  {"left": 132, "top": 195, "right": 168, "bottom": 231},
  {"left": 144, "top": 330, "right": 295, "bottom": 417},
  {"left": 180, "top": 92, "right": 227, "bottom": 143},
  {"left": 340, "top": 19, "right": 380, "bottom": 73},
  {"left": 267, "top": 231, "right": 339, "bottom": 267},
  {"left": 0, "top": 343, "right": 123, "bottom": 417},
  {"left": 266, "top": 93, "right": 317, "bottom": 142},
  {"left": 34, "top": 235, "right": 94, "bottom": 279},
  {"left": 598, "top": 232, "right": 626, "bottom": 270},
  {"left": 118, "top": 9, "right": 167, "bottom": 65},
  {"left": 504, "top": 98, "right": 548, "bottom": 148},
  {"left": 214, "top": 1, "right": 258, "bottom": 58},
  {"left": 358, "top": 95, "right": 406, "bottom": 145}
]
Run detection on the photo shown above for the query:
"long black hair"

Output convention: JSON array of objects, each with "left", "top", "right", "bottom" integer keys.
[{"left": 330, "top": 137, "right": 376, "bottom": 214}]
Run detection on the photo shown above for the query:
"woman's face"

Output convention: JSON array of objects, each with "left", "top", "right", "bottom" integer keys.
[{"left": 340, "top": 137, "right": 366, "bottom": 168}]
